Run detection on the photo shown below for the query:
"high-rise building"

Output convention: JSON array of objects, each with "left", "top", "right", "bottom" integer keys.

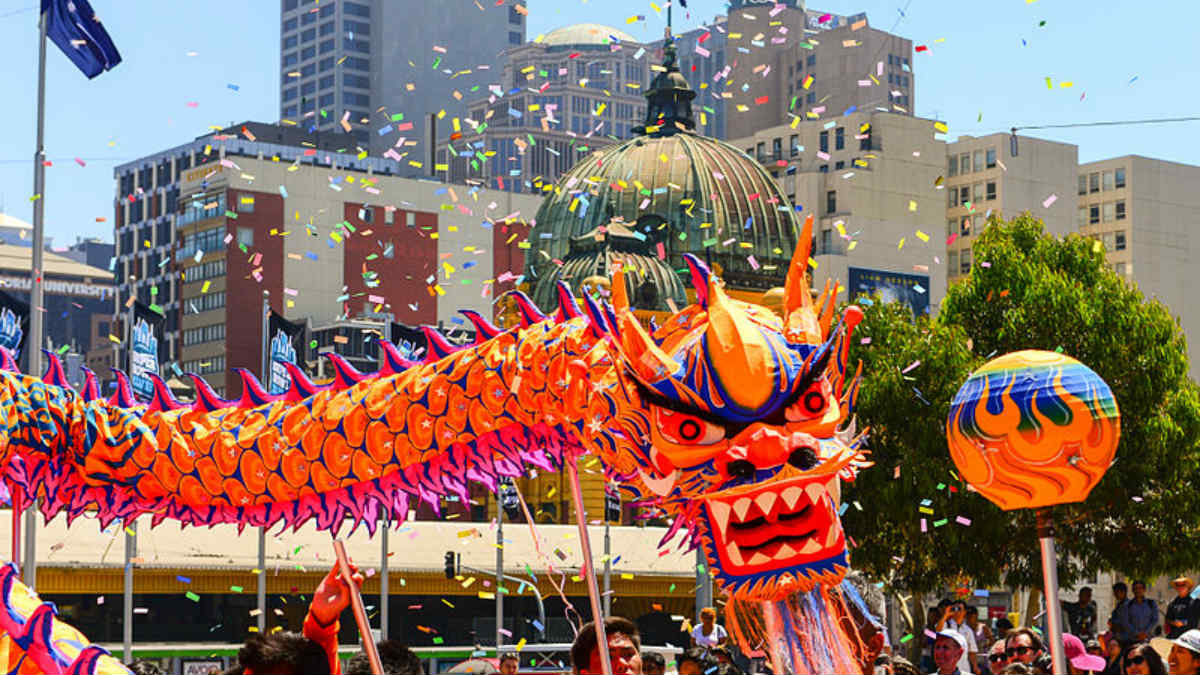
[
  {"left": 279, "top": 0, "right": 525, "bottom": 155},
  {"left": 1077, "top": 156, "right": 1200, "bottom": 378},
  {"left": 724, "top": 0, "right": 913, "bottom": 140},
  {"left": 445, "top": 24, "right": 649, "bottom": 192},
  {"left": 944, "top": 133, "right": 1078, "bottom": 282}
]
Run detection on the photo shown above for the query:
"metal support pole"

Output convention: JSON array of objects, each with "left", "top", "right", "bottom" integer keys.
[
  {"left": 123, "top": 519, "right": 136, "bottom": 663},
  {"left": 257, "top": 292, "right": 270, "bottom": 632},
  {"left": 24, "top": 8, "right": 48, "bottom": 591},
  {"left": 380, "top": 512, "right": 389, "bottom": 640},
  {"left": 565, "top": 457, "right": 612, "bottom": 675},
  {"left": 495, "top": 511, "right": 503, "bottom": 649},
  {"left": 10, "top": 486, "right": 19, "bottom": 575},
  {"left": 1037, "top": 510, "right": 1066, "bottom": 675},
  {"left": 602, "top": 522, "right": 611, "bottom": 618},
  {"left": 696, "top": 547, "right": 712, "bottom": 620}
]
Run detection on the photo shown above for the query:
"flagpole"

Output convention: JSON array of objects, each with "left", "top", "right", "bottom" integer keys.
[
  {"left": 22, "top": 5, "right": 49, "bottom": 587},
  {"left": 257, "top": 291, "right": 269, "bottom": 633}
]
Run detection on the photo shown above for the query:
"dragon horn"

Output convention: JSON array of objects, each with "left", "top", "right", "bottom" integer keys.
[
  {"left": 233, "top": 368, "right": 280, "bottom": 408},
  {"left": 555, "top": 281, "right": 582, "bottom": 321},
  {"left": 41, "top": 350, "right": 70, "bottom": 389},
  {"left": 324, "top": 353, "right": 367, "bottom": 390},
  {"left": 508, "top": 291, "right": 549, "bottom": 328},
  {"left": 80, "top": 366, "right": 101, "bottom": 402},
  {"left": 146, "top": 373, "right": 187, "bottom": 412},
  {"left": 108, "top": 369, "right": 137, "bottom": 408},
  {"left": 783, "top": 213, "right": 822, "bottom": 344},
  {"left": 378, "top": 340, "right": 417, "bottom": 375},
  {"left": 611, "top": 263, "right": 679, "bottom": 382},
  {"left": 683, "top": 254, "right": 712, "bottom": 308},
  {"left": 186, "top": 372, "right": 233, "bottom": 411},
  {"left": 282, "top": 361, "right": 323, "bottom": 401},
  {"left": 459, "top": 310, "right": 503, "bottom": 344},
  {"left": 421, "top": 326, "right": 458, "bottom": 362}
]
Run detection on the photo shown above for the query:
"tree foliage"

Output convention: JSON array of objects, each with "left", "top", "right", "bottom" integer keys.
[{"left": 841, "top": 213, "right": 1200, "bottom": 599}]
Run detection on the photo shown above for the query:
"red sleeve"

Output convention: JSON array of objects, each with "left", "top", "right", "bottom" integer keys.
[{"left": 303, "top": 610, "right": 342, "bottom": 675}]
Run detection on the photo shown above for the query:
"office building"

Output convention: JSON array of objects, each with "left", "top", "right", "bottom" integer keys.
[
  {"left": 61, "top": 237, "right": 115, "bottom": 271},
  {"left": 945, "top": 133, "right": 1078, "bottom": 282},
  {"left": 446, "top": 23, "right": 649, "bottom": 192},
  {"left": 279, "top": 0, "right": 525, "bottom": 155},
  {"left": 1077, "top": 156, "right": 1200, "bottom": 379}
]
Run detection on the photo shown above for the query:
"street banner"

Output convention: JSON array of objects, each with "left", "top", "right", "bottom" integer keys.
[
  {"left": 0, "top": 291, "right": 30, "bottom": 361},
  {"left": 267, "top": 311, "right": 306, "bottom": 395},
  {"left": 129, "top": 301, "right": 163, "bottom": 400},
  {"left": 389, "top": 322, "right": 427, "bottom": 361},
  {"left": 499, "top": 477, "right": 522, "bottom": 521}
]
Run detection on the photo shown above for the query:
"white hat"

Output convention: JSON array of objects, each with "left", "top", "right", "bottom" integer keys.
[
  {"left": 936, "top": 629, "right": 967, "bottom": 651},
  {"left": 1152, "top": 629, "right": 1200, "bottom": 662}
]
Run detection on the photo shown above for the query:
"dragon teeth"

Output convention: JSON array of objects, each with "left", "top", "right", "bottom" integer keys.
[
  {"left": 755, "top": 492, "right": 777, "bottom": 515},
  {"left": 748, "top": 552, "right": 771, "bottom": 566},
  {"left": 708, "top": 501, "right": 731, "bottom": 539},
  {"left": 775, "top": 542, "right": 798, "bottom": 559},
  {"left": 825, "top": 527, "right": 840, "bottom": 548},
  {"left": 799, "top": 538, "right": 822, "bottom": 555},
  {"left": 781, "top": 486, "right": 803, "bottom": 510},
  {"left": 732, "top": 497, "right": 753, "bottom": 521},
  {"left": 826, "top": 477, "right": 841, "bottom": 507},
  {"left": 804, "top": 482, "right": 825, "bottom": 506},
  {"left": 726, "top": 540, "right": 745, "bottom": 566}
]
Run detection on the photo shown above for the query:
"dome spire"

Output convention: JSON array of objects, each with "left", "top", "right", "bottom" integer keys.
[{"left": 634, "top": 20, "right": 696, "bottom": 137}]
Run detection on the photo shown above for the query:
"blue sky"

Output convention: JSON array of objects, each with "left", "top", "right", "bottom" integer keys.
[{"left": 0, "top": 0, "right": 1196, "bottom": 248}]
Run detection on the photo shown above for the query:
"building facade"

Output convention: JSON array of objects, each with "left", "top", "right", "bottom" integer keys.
[{"left": 279, "top": 0, "right": 525, "bottom": 155}]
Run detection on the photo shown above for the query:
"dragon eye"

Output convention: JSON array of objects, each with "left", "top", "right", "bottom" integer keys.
[
  {"left": 654, "top": 408, "right": 725, "bottom": 446},
  {"left": 786, "top": 380, "right": 832, "bottom": 423}
]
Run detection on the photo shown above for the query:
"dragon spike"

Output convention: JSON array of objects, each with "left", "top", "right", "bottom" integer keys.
[
  {"left": 146, "top": 373, "right": 187, "bottom": 413},
  {"left": 79, "top": 366, "right": 101, "bottom": 402},
  {"left": 783, "top": 213, "right": 822, "bottom": 345},
  {"left": 610, "top": 264, "right": 680, "bottom": 383},
  {"left": 459, "top": 309, "right": 503, "bottom": 344},
  {"left": 282, "top": 361, "right": 323, "bottom": 401},
  {"left": 555, "top": 281, "right": 583, "bottom": 322},
  {"left": 683, "top": 254, "right": 712, "bottom": 308},
  {"left": 421, "top": 326, "right": 458, "bottom": 363},
  {"left": 582, "top": 291, "right": 612, "bottom": 339},
  {"left": 108, "top": 369, "right": 137, "bottom": 408},
  {"left": 324, "top": 353, "right": 368, "bottom": 390},
  {"left": 0, "top": 348, "right": 18, "bottom": 373},
  {"left": 233, "top": 368, "right": 281, "bottom": 409},
  {"left": 508, "top": 290, "right": 550, "bottom": 328},
  {"left": 817, "top": 279, "right": 837, "bottom": 340},
  {"left": 378, "top": 340, "right": 417, "bottom": 376},
  {"left": 186, "top": 372, "right": 234, "bottom": 412},
  {"left": 611, "top": 261, "right": 630, "bottom": 314},
  {"left": 40, "top": 350, "right": 71, "bottom": 389}
]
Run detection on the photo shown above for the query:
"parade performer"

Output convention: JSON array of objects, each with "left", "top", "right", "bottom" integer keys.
[{"left": 0, "top": 215, "right": 876, "bottom": 673}]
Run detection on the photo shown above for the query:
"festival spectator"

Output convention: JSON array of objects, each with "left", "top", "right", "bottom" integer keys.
[
  {"left": 677, "top": 646, "right": 716, "bottom": 675},
  {"left": 691, "top": 607, "right": 728, "bottom": 648},
  {"left": 1166, "top": 579, "right": 1199, "bottom": 639},
  {"left": 1100, "top": 638, "right": 1124, "bottom": 675},
  {"left": 497, "top": 653, "right": 519, "bottom": 675},
  {"left": 995, "top": 665, "right": 1033, "bottom": 675},
  {"left": 1063, "top": 633, "right": 1106, "bottom": 674},
  {"left": 710, "top": 645, "right": 734, "bottom": 664},
  {"left": 1151, "top": 629, "right": 1200, "bottom": 675},
  {"left": 965, "top": 607, "right": 993, "bottom": 673},
  {"left": 892, "top": 655, "right": 922, "bottom": 675},
  {"left": 126, "top": 661, "right": 166, "bottom": 675},
  {"left": 572, "top": 617, "right": 643, "bottom": 674},
  {"left": 944, "top": 600, "right": 980, "bottom": 674},
  {"left": 933, "top": 630, "right": 972, "bottom": 675},
  {"left": 996, "top": 619, "right": 1015, "bottom": 642},
  {"left": 1121, "top": 641, "right": 1168, "bottom": 675},
  {"left": 1112, "top": 584, "right": 1134, "bottom": 647},
  {"left": 344, "top": 640, "right": 423, "bottom": 675},
  {"left": 924, "top": 605, "right": 948, "bottom": 672},
  {"left": 640, "top": 651, "right": 665, "bottom": 675},
  {"left": 235, "top": 632, "right": 330, "bottom": 675},
  {"left": 988, "top": 640, "right": 1009, "bottom": 672},
  {"left": 1065, "top": 588, "right": 1100, "bottom": 639},
  {"left": 304, "top": 563, "right": 365, "bottom": 675},
  {"left": 1005, "top": 628, "right": 1045, "bottom": 668},
  {"left": 1128, "top": 582, "right": 1160, "bottom": 642}
]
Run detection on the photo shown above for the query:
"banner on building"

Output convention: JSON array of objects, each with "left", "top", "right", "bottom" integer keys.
[
  {"left": 0, "top": 291, "right": 29, "bottom": 360},
  {"left": 389, "top": 323, "right": 428, "bottom": 361},
  {"left": 847, "top": 267, "right": 931, "bottom": 316},
  {"left": 267, "top": 312, "right": 307, "bottom": 395},
  {"left": 129, "top": 301, "right": 164, "bottom": 400},
  {"left": 605, "top": 481, "right": 622, "bottom": 523},
  {"left": 499, "top": 477, "right": 522, "bottom": 521}
]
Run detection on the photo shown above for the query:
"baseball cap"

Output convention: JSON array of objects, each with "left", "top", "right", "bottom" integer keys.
[
  {"left": 935, "top": 630, "right": 967, "bottom": 651},
  {"left": 1063, "top": 633, "right": 1105, "bottom": 673},
  {"left": 1152, "top": 629, "right": 1200, "bottom": 663}
]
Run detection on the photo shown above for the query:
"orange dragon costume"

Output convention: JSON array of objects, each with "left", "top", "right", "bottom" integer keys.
[{"left": 2, "top": 216, "right": 878, "bottom": 673}]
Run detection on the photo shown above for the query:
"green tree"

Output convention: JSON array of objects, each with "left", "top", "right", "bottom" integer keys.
[{"left": 841, "top": 213, "right": 1200, "bottom": 639}]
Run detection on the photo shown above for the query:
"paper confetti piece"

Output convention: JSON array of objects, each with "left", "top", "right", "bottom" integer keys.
[
  {"left": 186, "top": 592, "right": 200, "bottom": 602},
  {"left": 1042, "top": 194, "right": 1058, "bottom": 208}
]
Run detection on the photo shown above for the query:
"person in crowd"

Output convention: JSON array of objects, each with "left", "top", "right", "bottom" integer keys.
[
  {"left": 1128, "top": 581, "right": 1160, "bottom": 643},
  {"left": 1063, "top": 633, "right": 1106, "bottom": 674},
  {"left": 965, "top": 607, "right": 992, "bottom": 673},
  {"left": 1166, "top": 579, "right": 1199, "bottom": 639},
  {"left": 996, "top": 619, "right": 1015, "bottom": 642},
  {"left": 1112, "top": 584, "right": 1134, "bottom": 647},
  {"left": 933, "top": 630, "right": 972, "bottom": 675},
  {"left": 572, "top": 617, "right": 643, "bottom": 674},
  {"left": 1005, "top": 628, "right": 1045, "bottom": 668},
  {"left": 924, "top": 606, "right": 947, "bottom": 672},
  {"left": 1065, "top": 588, "right": 1100, "bottom": 639},
  {"left": 710, "top": 645, "right": 734, "bottom": 665},
  {"left": 1100, "top": 638, "right": 1125, "bottom": 675},
  {"left": 1152, "top": 629, "right": 1200, "bottom": 675},
  {"left": 892, "top": 655, "right": 922, "bottom": 675},
  {"left": 677, "top": 646, "right": 716, "bottom": 675},
  {"left": 988, "top": 640, "right": 1010, "bottom": 672},
  {"left": 691, "top": 607, "right": 728, "bottom": 648},
  {"left": 126, "top": 661, "right": 166, "bottom": 675},
  {"left": 234, "top": 632, "right": 330, "bottom": 675},
  {"left": 640, "top": 651, "right": 666, "bottom": 675},
  {"left": 344, "top": 641, "right": 423, "bottom": 675},
  {"left": 943, "top": 600, "right": 980, "bottom": 674},
  {"left": 498, "top": 653, "right": 520, "bottom": 675},
  {"left": 1121, "top": 641, "right": 1168, "bottom": 675},
  {"left": 303, "top": 562, "right": 365, "bottom": 674},
  {"left": 995, "top": 665, "right": 1033, "bottom": 675}
]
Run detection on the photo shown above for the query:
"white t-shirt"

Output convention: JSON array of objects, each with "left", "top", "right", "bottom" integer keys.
[
  {"left": 946, "top": 619, "right": 978, "bottom": 673},
  {"left": 691, "top": 623, "right": 727, "bottom": 647}
]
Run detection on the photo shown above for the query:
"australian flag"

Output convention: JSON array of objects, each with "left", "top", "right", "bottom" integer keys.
[{"left": 42, "top": 0, "right": 121, "bottom": 79}]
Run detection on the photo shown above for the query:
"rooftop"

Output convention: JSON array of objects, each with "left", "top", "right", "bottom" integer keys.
[
  {"left": 540, "top": 23, "right": 638, "bottom": 47},
  {"left": 0, "top": 244, "right": 112, "bottom": 280}
]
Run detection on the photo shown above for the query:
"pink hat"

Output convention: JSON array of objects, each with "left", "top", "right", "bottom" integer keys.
[{"left": 1064, "top": 633, "right": 1105, "bottom": 673}]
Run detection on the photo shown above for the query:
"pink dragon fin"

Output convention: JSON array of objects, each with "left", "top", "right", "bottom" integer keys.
[
  {"left": 79, "top": 367, "right": 101, "bottom": 402},
  {"left": 41, "top": 350, "right": 71, "bottom": 389},
  {"left": 0, "top": 348, "right": 19, "bottom": 373},
  {"left": 555, "top": 281, "right": 582, "bottom": 321},
  {"left": 508, "top": 290, "right": 549, "bottom": 327},
  {"left": 378, "top": 340, "right": 417, "bottom": 376},
  {"left": 421, "top": 326, "right": 458, "bottom": 363},
  {"left": 186, "top": 372, "right": 234, "bottom": 412},
  {"left": 108, "top": 369, "right": 137, "bottom": 408},
  {"left": 282, "top": 361, "right": 324, "bottom": 401},
  {"left": 146, "top": 373, "right": 187, "bottom": 413},
  {"left": 324, "top": 353, "right": 367, "bottom": 390},
  {"left": 233, "top": 368, "right": 281, "bottom": 408},
  {"left": 459, "top": 309, "right": 503, "bottom": 344},
  {"left": 683, "top": 254, "right": 712, "bottom": 308}
]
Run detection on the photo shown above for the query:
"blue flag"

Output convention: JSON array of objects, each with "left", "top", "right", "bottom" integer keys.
[{"left": 41, "top": 0, "right": 121, "bottom": 79}]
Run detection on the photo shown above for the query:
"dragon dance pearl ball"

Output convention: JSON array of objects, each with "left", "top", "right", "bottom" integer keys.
[{"left": 946, "top": 350, "right": 1120, "bottom": 510}]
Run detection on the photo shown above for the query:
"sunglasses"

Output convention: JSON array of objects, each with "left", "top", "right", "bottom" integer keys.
[
  {"left": 1006, "top": 646, "right": 1033, "bottom": 658},
  {"left": 1127, "top": 655, "right": 1147, "bottom": 665},
  {"left": 989, "top": 654, "right": 1008, "bottom": 663}
]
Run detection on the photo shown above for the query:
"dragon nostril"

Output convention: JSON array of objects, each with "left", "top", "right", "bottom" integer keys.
[
  {"left": 726, "top": 459, "right": 756, "bottom": 480},
  {"left": 788, "top": 447, "right": 819, "bottom": 470}
]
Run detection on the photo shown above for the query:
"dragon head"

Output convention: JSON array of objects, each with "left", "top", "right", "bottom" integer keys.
[{"left": 599, "top": 215, "right": 868, "bottom": 600}]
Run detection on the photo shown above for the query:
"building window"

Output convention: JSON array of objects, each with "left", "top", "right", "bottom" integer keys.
[
  {"left": 1089, "top": 205, "right": 1100, "bottom": 225},
  {"left": 948, "top": 250, "right": 958, "bottom": 273},
  {"left": 806, "top": 54, "right": 815, "bottom": 67},
  {"left": 1078, "top": 174, "right": 1087, "bottom": 196},
  {"left": 818, "top": 165, "right": 828, "bottom": 173},
  {"left": 835, "top": 160, "right": 845, "bottom": 170},
  {"left": 343, "top": 92, "right": 370, "bottom": 106},
  {"left": 835, "top": 127, "right": 845, "bottom": 150},
  {"left": 973, "top": 183, "right": 983, "bottom": 203},
  {"left": 819, "top": 131, "right": 829, "bottom": 153},
  {"left": 986, "top": 181, "right": 996, "bottom": 200},
  {"left": 960, "top": 217, "right": 971, "bottom": 236},
  {"left": 959, "top": 153, "right": 969, "bottom": 175},
  {"left": 1102, "top": 202, "right": 1115, "bottom": 223},
  {"left": 237, "top": 227, "right": 254, "bottom": 247},
  {"left": 1116, "top": 200, "right": 1126, "bottom": 220},
  {"left": 1103, "top": 171, "right": 1115, "bottom": 191},
  {"left": 283, "top": 52, "right": 298, "bottom": 67},
  {"left": 344, "top": 3, "right": 370, "bottom": 17},
  {"left": 948, "top": 157, "right": 958, "bottom": 177},
  {"left": 509, "top": 31, "right": 522, "bottom": 45},
  {"left": 283, "top": 35, "right": 297, "bottom": 50},
  {"left": 301, "top": 28, "right": 315, "bottom": 42},
  {"left": 320, "top": 21, "right": 334, "bottom": 36},
  {"left": 300, "top": 46, "right": 315, "bottom": 60},
  {"left": 406, "top": 212, "right": 416, "bottom": 227},
  {"left": 948, "top": 187, "right": 957, "bottom": 208},
  {"left": 960, "top": 188, "right": 969, "bottom": 206},
  {"left": 319, "top": 57, "right": 334, "bottom": 72},
  {"left": 1077, "top": 207, "right": 1088, "bottom": 228},
  {"left": 772, "top": 137, "right": 782, "bottom": 160},
  {"left": 960, "top": 249, "right": 971, "bottom": 274},
  {"left": 789, "top": 134, "right": 799, "bottom": 156},
  {"left": 319, "top": 39, "right": 334, "bottom": 54},
  {"left": 237, "top": 193, "right": 255, "bottom": 213},
  {"left": 973, "top": 150, "right": 984, "bottom": 172},
  {"left": 345, "top": 73, "right": 370, "bottom": 89},
  {"left": 946, "top": 219, "right": 956, "bottom": 237},
  {"left": 986, "top": 148, "right": 996, "bottom": 168},
  {"left": 284, "top": 0, "right": 297, "bottom": 10},
  {"left": 826, "top": 190, "right": 837, "bottom": 214},
  {"left": 283, "top": 17, "right": 297, "bottom": 32},
  {"left": 1115, "top": 168, "right": 1126, "bottom": 189},
  {"left": 755, "top": 142, "right": 765, "bottom": 162},
  {"left": 1115, "top": 231, "right": 1127, "bottom": 251},
  {"left": 343, "top": 38, "right": 369, "bottom": 53},
  {"left": 319, "top": 3, "right": 335, "bottom": 17},
  {"left": 805, "top": 91, "right": 816, "bottom": 104},
  {"left": 1115, "top": 262, "right": 1127, "bottom": 276},
  {"left": 359, "top": 206, "right": 373, "bottom": 223},
  {"left": 509, "top": 5, "right": 523, "bottom": 24},
  {"left": 283, "top": 87, "right": 297, "bottom": 102},
  {"left": 1089, "top": 173, "right": 1100, "bottom": 193}
]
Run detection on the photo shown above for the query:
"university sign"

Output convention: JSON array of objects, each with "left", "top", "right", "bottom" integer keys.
[{"left": 0, "top": 277, "right": 110, "bottom": 299}]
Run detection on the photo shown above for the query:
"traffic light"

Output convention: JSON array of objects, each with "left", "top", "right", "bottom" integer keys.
[{"left": 444, "top": 551, "right": 457, "bottom": 579}]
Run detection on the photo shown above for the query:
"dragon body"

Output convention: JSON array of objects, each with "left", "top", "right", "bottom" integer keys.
[{"left": 1, "top": 216, "right": 876, "bottom": 673}]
